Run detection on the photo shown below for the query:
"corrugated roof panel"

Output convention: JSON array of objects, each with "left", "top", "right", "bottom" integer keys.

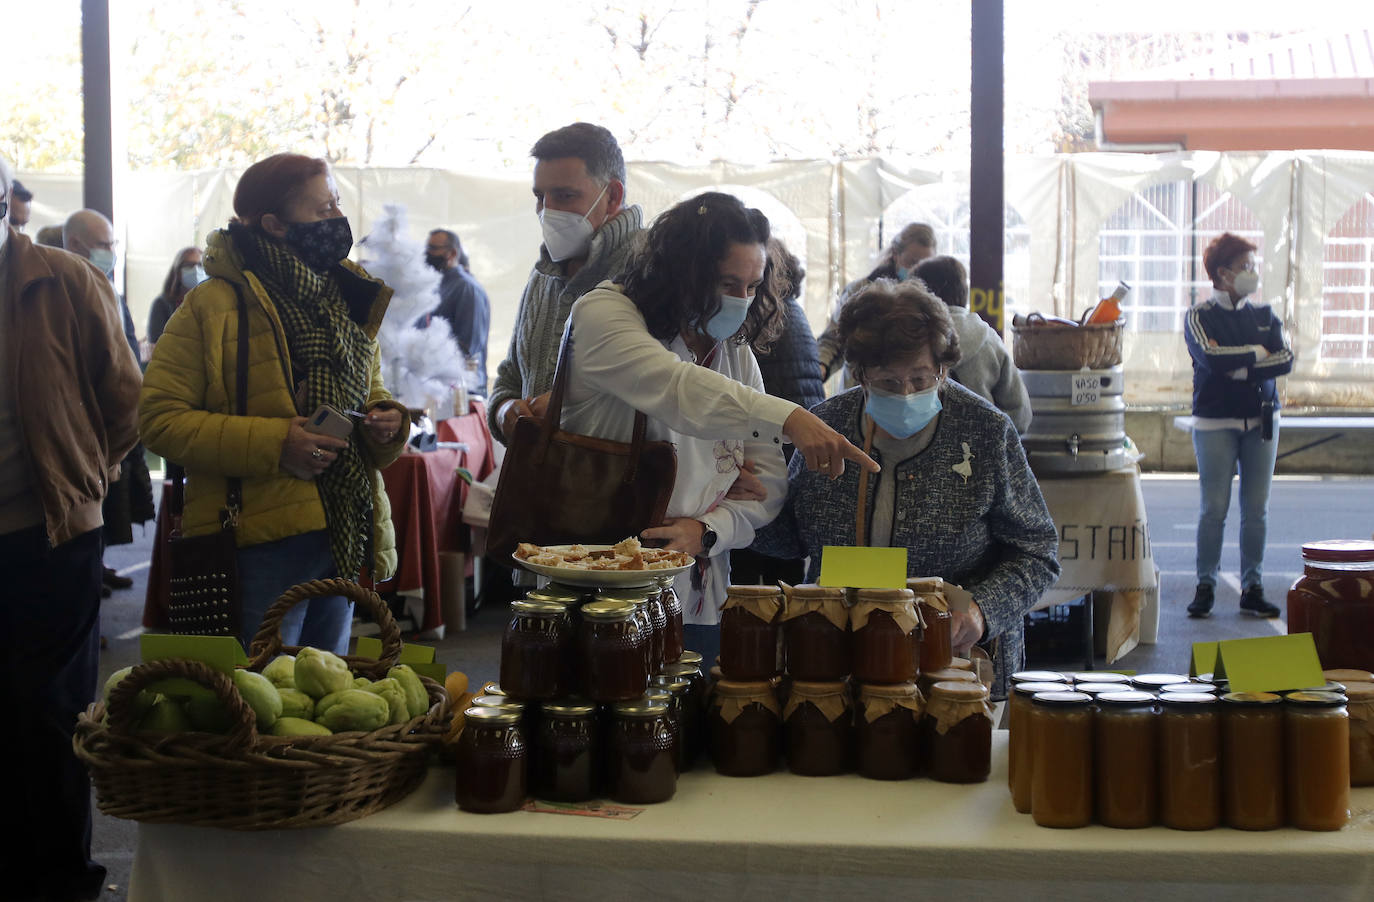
[{"left": 1137, "top": 28, "right": 1374, "bottom": 80}]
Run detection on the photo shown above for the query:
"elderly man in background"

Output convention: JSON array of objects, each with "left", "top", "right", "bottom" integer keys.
[
  {"left": 0, "top": 157, "right": 143, "bottom": 902},
  {"left": 488, "top": 122, "right": 644, "bottom": 443},
  {"left": 423, "top": 228, "right": 491, "bottom": 396}
]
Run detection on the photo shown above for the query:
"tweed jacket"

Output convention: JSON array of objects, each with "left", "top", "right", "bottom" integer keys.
[{"left": 755, "top": 383, "right": 1060, "bottom": 698}]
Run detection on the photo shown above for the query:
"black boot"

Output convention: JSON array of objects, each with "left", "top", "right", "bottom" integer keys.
[
  {"left": 1187, "top": 583, "right": 1215, "bottom": 619},
  {"left": 1240, "top": 584, "right": 1281, "bottom": 618}
]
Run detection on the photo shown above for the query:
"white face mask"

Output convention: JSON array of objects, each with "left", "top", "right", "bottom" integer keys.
[
  {"left": 180, "top": 264, "right": 207, "bottom": 290},
  {"left": 1231, "top": 269, "right": 1259, "bottom": 297},
  {"left": 539, "top": 182, "right": 609, "bottom": 263},
  {"left": 89, "top": 247, "right": 116, "bottom": 275}
]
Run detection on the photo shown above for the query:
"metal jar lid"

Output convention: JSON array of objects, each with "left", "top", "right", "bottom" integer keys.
[
  {"left": 1031, "top": 690, "right": 1093, "bottom": 707},
  {"left": 463, "top": 706, "right": 522, "bottom": 726},
  {"left": 540, "top": 699, "right": 597, "bottom": 716},
  {"left": 612, "top": 698, "right": 670, "bottom": 718},
  {"left": 580, "top": 599, "right": 638, "bottom": 621},
  {"left": 510, "top": 599, "right": 570, "bottom": 617},
  {"left": 1096, "top": 690, "right": 1157, "bottom": 706}
]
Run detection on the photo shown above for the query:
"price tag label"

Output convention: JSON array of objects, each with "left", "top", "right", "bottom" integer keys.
[{"left": 1071, "top": 374, "right": 1102, "bottom": 406}]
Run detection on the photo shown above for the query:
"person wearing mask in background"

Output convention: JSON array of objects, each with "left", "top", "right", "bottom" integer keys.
[
  {"left": 732, "top": 237, "right": 825, "bottom": 586},
  {"left": 147, "top": 246, "right": 205, "bottom": 345},
  {"left": 755, "top": 280, "right": 1059, "bottom": 700},
  {"left": 913, "top": 255, "right": 1031, "bottom": 434},
  {"left": 488, "top": 122, "right": 643, "bottom": 444},
  {"left": 817, "top": 221, "right": 937, "bottom": 385},
  {"left": 560, "top": 192, "right": 879, "bottom": 666},
  {"left": 422, "top": 228, "right": 490, "bottom": 396},
  {"left": 63, "top": 209, "right": 154, "bottom": 595},
  {"left": 0, "top": 155, "right": 142, "bottom": 902},
  {"left": 9, "top": 179, "right": 32, "bottom": 231},
  {"left": 141, "top": 153, "right": 409, "bottom": 656},
  {"left": 1184, "top": 232, "right": 1294, "bottom": 620}
]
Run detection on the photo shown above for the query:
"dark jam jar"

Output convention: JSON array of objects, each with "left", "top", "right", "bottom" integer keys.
[
  {"left": 719, "top": 586, "right": 783, "bottom": 681},
  {"left": 658, "top": 662, "right": 705, "bottom": 765},
  {"left": 578, "top": 600, "right": 648, "bottom": 703},
  {"left": 856, "top": 682, "right": 924, "bottom": 780},
  {"left": 908, "top": 577, "right": 954, "bottom": 673},
  {"left": 607, "top": 699, "right": 678, "bottom": 804},
  {"left": 650, "top": 675, "right": 695, "bottom": 772},
  {"left": 656, "top": 576, "right": 685, "bottom": 664},
  {"left": 783, "top": 681, "right": 851, "bottom": 776},
  {"left": 924, "top": 680, "right": 993, "bottom": 784},
  {"left": 710, "top": 680, "right": 781, "bottom": 776},
  {"left": 596, "top": 588, "right": 659, "bottom": 676},
  {"left": 1288, "top": 540, "right": 1374, "bottom": 671},
  {"left": 500, "top": 599, "right": 574, "bottom": 700},
  {"left": 781, "top": 585, "right": 850, "bottom": 682},
  {"left": 850, "top": 588, "right": 920, "bottom": 684},
  {"left": 643, "top": 688, "right": 682, "bottom": 769},
  {"left": 533, "top": 699, "right": 598, "bottom": 803},
  {"left": 455, "top": 707, "right": 527, "bottom": 813}
]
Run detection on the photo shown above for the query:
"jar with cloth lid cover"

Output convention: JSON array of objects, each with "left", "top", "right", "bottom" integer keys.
[
  {"left": 709, "top": 679, "right": 781, "bottom": 776},
  {"left": 781, "top": 584, "right": 850, "bottom": 681},
  {"left": 856, "top": 682, "right": 924, "bottom": 780},
  {"left": 1342, "top": 681, "right": 1374, "bottom": 786},
  {"left": 924, "top": 680, "right": 993, "bottom": 784},
  {"left": 908, "top": 577, "right": 953, "bottom": 673},
  {"left": 720, "top": 585, "right": 783, "bottom": 681},
  {"left": 851, "top": 588, "right": 920, "bottom": 684},
  {"left": 783, "top": 681, "right": 851, "bottom": 776}
]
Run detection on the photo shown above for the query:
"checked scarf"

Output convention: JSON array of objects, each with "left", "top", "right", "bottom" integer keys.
[{"left": 234, "top": 224, "right": 374, "bottom": 579}]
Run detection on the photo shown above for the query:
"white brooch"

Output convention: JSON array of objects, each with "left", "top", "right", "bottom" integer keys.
[{"left": 952, "top": 441, "right": 974, "bottom": 484}]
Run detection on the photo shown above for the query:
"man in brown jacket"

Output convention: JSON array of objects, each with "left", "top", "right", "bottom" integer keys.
[{"left": 0, "top": 157, "right": 142, "bottom": 902}]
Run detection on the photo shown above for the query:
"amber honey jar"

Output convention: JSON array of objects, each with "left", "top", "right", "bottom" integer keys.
[
  {"left": 1220, "top": 691, "right": 1284, "bottom": 830},
  {"left": 533, "top": 699, "right": 598, "bottom": 803},
  {"left": 1158, "top": 692, "right": 1221, "bottom": 831},
  {"left": 1094, "top": 690, "right": 1157, "bottom": 828},
  {"left": 783, "top": 681, "right": 851, "bottom": 776},
  {"left": 607, "top": 698, "right": 678, "bottom": 804},
  {"left": 656, "top": 576, "right": 685, "bottom": 664},
  {"left": 578, "top": 600, "right": 648, "bottom": 702},
  {"left": 709, "top": 679, "right": 781, "bottom": 776},
  {"left": 1288, "top": 540, "right": 1374, "bottom": 670},
  {"left": 1284, "top": 691, "right": 1350, "bottom": 831},
  {"left": 500, "top": 599, "right": 575, "bottom": 700},
  {"left": 1009, "top": 681, "right": 1073, "bottom": 813},
  {"left": 856, "top": 682, "right": 924, "bottom": 781},
  {"left": 456, "top": 706, "right": 527, "bottom": 814},
  {"left": 908, "top": 577, "right": 953, "bottom": 673},
  {"left": 851, "top": 588, "right": 921, "bottom": 684},
  {"left": 1341, "top": 681, "right": 1374, "bottom": 786},
  {"left": 1029, "top": 691, "right": 1094, "bottom": 828},
  {"left": 720, "top": 586, "right": 783, "bottom": 681},
  {"left": 925, "top": 680, "right": 994, "bottom": 784},
  {"left": 596, "top": 588, "right": 660, "bottom": 675},
  {"left": 781, "top": 584, "right": 850, "bottom": 681}
]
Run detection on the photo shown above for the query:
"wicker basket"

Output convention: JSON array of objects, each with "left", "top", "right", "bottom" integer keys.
[
  {"left": 1012, "top": 313, "right": 1123, "bottom": 370},
  {"left": 73, "top": 579, "right": 449, "bottom": 830}
]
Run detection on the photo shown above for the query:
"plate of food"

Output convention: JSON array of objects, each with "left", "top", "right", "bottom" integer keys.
[{"left": 512, "top": 537, "right": 694, "bottom": 587}]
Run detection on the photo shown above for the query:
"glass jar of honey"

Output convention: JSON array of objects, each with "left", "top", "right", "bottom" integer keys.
[
  {"left": 925, "top": 680, "right": 994, "bottom": 784},
  {"left": 596, "top": 588, "right": 659, "bottom": 675},
  {"left": 719, "top": 586, "right": 783, "bottom": 681},
  {"left": 1029, "top": 690, "right": 1094, "bottom": 828},
  {"left": 455, "top": 706, "right": 527, "bottom": 813},
  {"left": 1158, "top": 692, "right": 1221, "bottom": 831},
  {"left": 709, "top": 679, "right": 781, "bottom": 776},
  {"left": 856, "top": 682, "right": 924, "bottom": 780},
  {"left": 656, "top": 576, "right": 685, "bottom": 664},
  {"left": 783, "top": 681, "right": 851, "bottom": 776},
  {"left": 1284, "top": 691, "right": 1350, "bottom": 831},
  {"left": 1342, "top": 681, "right": 1374, "bottom": 786},
  {"left": 1094, "top": 690, "right": 1157, "bottom": 828},
  {"left": 578, "top": 600, "right": 648, "bottom": 702},
  {"left": 1220, "top": 691, "right": 1284, "bottom": 830},
  {"left": 1009, "top": 682, "right": 1077, "bottom": 813},
  {"left": 500, "top": 599, "right": 575, "bottom": 700},
  {"left": 851, "top": 588, "right": 920, "bottom": 684},
  {"left": 532, "top": 699, "right": 598, "bottom": 803},
  {"left": 780, "top": 584, "right": 850, "bottom": 681},
  {"left": 607, "top": 698, "right": 678, "bottom": 804},
  {"left": 1288, "top": 540, "right": 1374, "bottom": 670}
]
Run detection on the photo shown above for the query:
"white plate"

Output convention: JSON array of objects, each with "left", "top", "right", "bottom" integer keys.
[{"left": 511, "top": 544, "right": 693, "bottom": 588}]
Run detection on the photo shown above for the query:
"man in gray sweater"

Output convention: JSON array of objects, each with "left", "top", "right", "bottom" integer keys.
[{"left": 489, "top": 123, "right": 644, "bottom": 443}]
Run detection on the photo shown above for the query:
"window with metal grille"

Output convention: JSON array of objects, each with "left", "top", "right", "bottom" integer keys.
[{"left": 1322, "top": 193, "right": 1374, "bottom": 362}]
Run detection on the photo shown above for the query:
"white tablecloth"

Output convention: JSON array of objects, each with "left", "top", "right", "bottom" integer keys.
[{"left": 129, "top": 734, "right": 1374, "bottom": 902}]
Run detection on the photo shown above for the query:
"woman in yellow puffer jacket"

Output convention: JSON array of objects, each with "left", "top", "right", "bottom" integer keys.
[{"left": 141, "top": 153, "right": 409, "bottom": 655}]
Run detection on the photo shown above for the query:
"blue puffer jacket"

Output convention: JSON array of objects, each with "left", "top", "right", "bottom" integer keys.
[
  {"left": 754, "top": 383, "right": 1060, "bottom": 699},
  {"left": 755, "top": 299, "right": 825, "bottom": 414}
]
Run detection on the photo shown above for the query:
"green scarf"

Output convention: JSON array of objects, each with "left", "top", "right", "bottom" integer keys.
[{"left": 234, "top": 224, "right": 374, "bottom": 579}]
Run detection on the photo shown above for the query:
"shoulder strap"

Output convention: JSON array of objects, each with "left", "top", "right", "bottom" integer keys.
[{"left": 537, "top": 322, "right": 649, "bottom": 476}]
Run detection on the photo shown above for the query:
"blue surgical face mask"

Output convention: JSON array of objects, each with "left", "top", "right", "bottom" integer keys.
[
  {"left": 865, "top": 384, "right": 942, "bottom": 438},
  {"left": 703, "top": 293, "right": 751, "bottom": 343},
  {"left": 896, "top": 266, "right": 910, "bottom": 280},
  {"left": 180, "top": 264, "right": 207, "bottom": 290},
  {"left": 89, "top": 247, "right": 116, "bottom": 275}
]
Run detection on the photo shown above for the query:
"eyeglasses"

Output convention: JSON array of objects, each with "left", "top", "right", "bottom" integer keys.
[
  {"left": 867, "top": 369, "right": 944, "bottom": 395},
  {"left": 0, "top": 201, "right": 7, "bottom": 220}
]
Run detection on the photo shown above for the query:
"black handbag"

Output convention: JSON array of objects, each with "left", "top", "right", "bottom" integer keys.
[{"left": 164, "top": 288, "right": 249, "bottom": 637}]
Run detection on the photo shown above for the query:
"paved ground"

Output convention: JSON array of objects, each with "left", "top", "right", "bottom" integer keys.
[{"left": 86, "top": 473, "right": 1374, "bottom": 898}]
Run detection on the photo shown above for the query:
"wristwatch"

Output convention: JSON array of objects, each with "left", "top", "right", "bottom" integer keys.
[{"left": 700, "top": 526, "right": 718, "bottom": 554}]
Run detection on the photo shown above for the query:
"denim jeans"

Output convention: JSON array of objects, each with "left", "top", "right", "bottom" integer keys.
[
  {"left": 682, "top": 623, "right": 721, "bottom": 673},
  {"left": 238, "top": 530, "right": 353, "bottom": 656},
  {"left": 1193, "top": 423, "right": 1280, "bottom": 590}
]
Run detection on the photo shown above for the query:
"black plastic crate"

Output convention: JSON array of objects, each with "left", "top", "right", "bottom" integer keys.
[{"left": 1023, "top": 597, "right": 1092, "bottom": 671}]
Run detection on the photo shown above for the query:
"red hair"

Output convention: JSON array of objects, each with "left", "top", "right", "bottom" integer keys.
[
  {"left": 1203, "top": 232, "right": 1258, "bottom": 287},
  {"left": 232, "top": 154, "right": 329, "bottom": 228}
]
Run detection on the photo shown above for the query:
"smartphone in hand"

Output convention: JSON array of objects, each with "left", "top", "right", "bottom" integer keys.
[{"left": 304, "top": 404, "right": 355, "bottom": 440}]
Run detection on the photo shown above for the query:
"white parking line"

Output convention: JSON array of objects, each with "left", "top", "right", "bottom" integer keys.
[
  {"left": 115, "top": 626, "right": 146, "bottom": 641},
  {"left": 117, "top": 561, "right": 150, "bottom": 576}
]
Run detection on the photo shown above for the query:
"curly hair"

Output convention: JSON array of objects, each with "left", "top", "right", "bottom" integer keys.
[
  {"left": 1203, "top": 232, "right": 1258, "bottom": 287},
  {"left": 839, "top": 278, "right": 961, "bottom": 381},
  {"left": 617, "top": 191, "right": 784, "bottom": 352}
]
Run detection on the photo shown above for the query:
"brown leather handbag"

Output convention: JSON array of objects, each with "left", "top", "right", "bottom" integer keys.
[{"left": 487, "top": 327, "right": 677, "bottom": 563}]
